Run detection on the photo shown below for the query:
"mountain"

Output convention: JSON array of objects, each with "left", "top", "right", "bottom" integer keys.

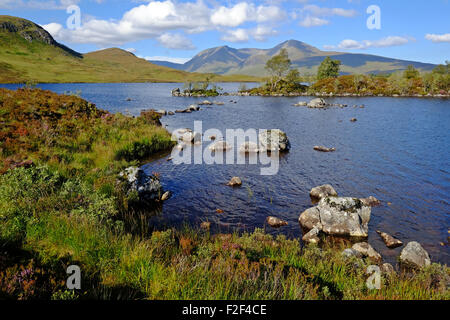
[
  {"left": 0, "top": 15, "right": 257, "bottom": 83},
  {"left": 151, "top": 40, "right": 437, "bottom": 76}
]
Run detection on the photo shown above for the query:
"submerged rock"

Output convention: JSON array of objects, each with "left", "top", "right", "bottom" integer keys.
[
  {"left": 313, "top": 145, "right": 336, "bottom": 152},
  {"left": 239, "top": 141, "right": 259, "bottom": 153},
  {"left": 266, "top": 216, "right": 288, "bottom": 228},
  {"left": 299, "top": 197, "right": 371, "bottom": 238},
  {"left": 399, "top": 241, "right": 431, "bottom": 269},
  {"left": 377, "top": 230, "right": 403, "bottom": 249},
  {"left": 198, "top": 100, "right": 213, "bottom": 105},
  {"left": 119, "top": 166, "right": 163, "bottom": 203},
  {"left": 308, "top": 98, "right": 327, "bottom": 108},
  {"left": 209, "top": 140, "right": 232, "bottom": 151},
  {"left": 227, "top": 176, "right": 242, "bottom": 187},
  {"left": 293, "top": 101, "right": 308, "bottom": 107},
  {"left": 258, "top": 129, "right": 290, "bottom": 152},
  {"left": 161, "top": 191, "right": 171, "bottom": 201},
  {"left": 187, "top": 104, "right": 200, "bottom": 111},
  {"left": 180, "top": 131, "right": 202, "bottom": 144},
  {"left": 309, "top": 184, "right": 338, "bottom": 201},
  {"left": 360, "top": 196, "right": 381, "bottom": 207}
]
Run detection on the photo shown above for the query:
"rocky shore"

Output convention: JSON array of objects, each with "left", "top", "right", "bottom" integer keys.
[{"left": 172, "top": 88, "right": 449, "bottom": 98}]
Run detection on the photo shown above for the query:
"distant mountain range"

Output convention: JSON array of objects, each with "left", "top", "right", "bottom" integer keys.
[
  {"left": 0, "top": 15, "right": 257, "bottom": 83},
  {"left": 150, "top": 40, "right": 437, "bottom": 77}
]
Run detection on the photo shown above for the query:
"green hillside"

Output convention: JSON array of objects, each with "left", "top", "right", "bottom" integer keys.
[{"left": 0, "top": 15, "right": 258, "bottom": 83}]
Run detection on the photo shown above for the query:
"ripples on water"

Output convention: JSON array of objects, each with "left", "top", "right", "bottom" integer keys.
[{"left": 2, "top": 83, "right": 449, "bottom": 264}]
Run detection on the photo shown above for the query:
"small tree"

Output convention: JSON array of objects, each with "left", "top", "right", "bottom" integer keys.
[
  {"left": 403, "top": 65, "right": 419, "bottom": 79},
  {"left": 432, "top": 61, "right": 450, "bottom": 75},
  {"left": 286, "top": 69, "right": 301, "bottom": 84},
  {"left": 317, "top": 57, "right": 341, "bottom": 80},
  {"left": 265, "top": 48, "right": 291, "bottom": 91}
]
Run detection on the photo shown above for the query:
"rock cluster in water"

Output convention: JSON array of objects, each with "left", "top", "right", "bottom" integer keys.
[{"left": 301, "top": 184, "right": 432, "bottom": 271}]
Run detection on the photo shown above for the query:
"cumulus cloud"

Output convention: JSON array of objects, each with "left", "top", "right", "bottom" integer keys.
[
  {"left": 298, "top": 4, "right": 357, "bottom": 27},
  {"left": 302, "top": 4, "right": 358, "bottom": 18},
  {"left": 157, "top": 33, "right": 196, "bottom": 50},
  {"left": 221, "top": 25, "right": 278, "bottom": 43},
  {"left": 299, "top": 16, "right": 329, "bottom": 27},
  {"left": 324, "top": 36, "right": 412, "bottom": 50},
  {"left": 221, "top": 29, "right": 250, "bottom": 42},
  {"left": 40, "top": 0, "right": 285, "bottom": 48},
  {"left": 211, "top": 3, "right": 285, "bottom": 27},
  {"left": 425, "top": 33, "right": 450, "bottom": 43}
]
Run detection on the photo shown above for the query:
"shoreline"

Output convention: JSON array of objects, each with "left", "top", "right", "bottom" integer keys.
[{"left": 173, "top": 91, "right": 450, "bottom": 98}]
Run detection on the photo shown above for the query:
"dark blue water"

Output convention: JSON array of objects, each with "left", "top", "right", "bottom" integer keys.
[{"left": 2, "top": 83, "right": 449, "bottom": 265}]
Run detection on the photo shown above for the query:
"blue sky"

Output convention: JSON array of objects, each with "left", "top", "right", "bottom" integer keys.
[{"left": 1, "top": 0, "right": 449, "bottom": 64}]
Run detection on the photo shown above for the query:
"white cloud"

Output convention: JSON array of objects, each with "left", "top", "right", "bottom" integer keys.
[
  {"left": 125, "top": 48, "right": 136, "bottom": 53},
  {"left": 211, "top": 2, "right": 285, "bottom": 27},
  {"left": 157, "top": 33, "right": 195, "bottom": 50},
  {"left": 252, "top": 25, "right": 278, "bottom": 41},
  {"left": 325, "top": 36, "right": 412, "bottom": 50},
  {"left": 425, "top": 33, "right": 450, "bottom": 43},
  {"left": 222, "top": 29, "right": 250, "bottom": 42},
  {"left": 40, "top": 1, "right": 285, "bottom": 48},
  {"left": 302, "top": 4, "right": 358, "bottom": 18},
  {"left": 221, "top": 25, "right": 278, "bottom": 43},
  {"left": 298, "top": 4, "right": 357, "bottom": 27},
  {"left": 299, "top": 16, "right": 329, "bottom": 27},
  {"left": 42, "top": 22, "right": 64, "bottom": 36},
  {"left": 211, "top": 3, "right": 251, "bottom": 28}
]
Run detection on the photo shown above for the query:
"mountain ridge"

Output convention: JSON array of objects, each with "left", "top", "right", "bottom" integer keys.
[{"left": 150, "top": 39, "right": 437, "bottom": 76}]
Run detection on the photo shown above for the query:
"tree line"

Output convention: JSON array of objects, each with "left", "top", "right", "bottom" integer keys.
[{"left": 249, "top": 48, "right": 449, "bottom": 96}]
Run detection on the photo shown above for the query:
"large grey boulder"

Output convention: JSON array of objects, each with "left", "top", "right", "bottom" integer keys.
[
  {"left": 308, "top": 98, "right": 327, "bottom": 108},
  {"left": 399, "top": 242, "right": 431, "bottom": 269},
  {"left": 119, "top": 167, "right": 163, "bottom": 203},
  {"left": 258, "top": 129, "right": 290, "bottom": 152},
  {"left": 299, "top": 197, "right": 371, "bottom": 238}
]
